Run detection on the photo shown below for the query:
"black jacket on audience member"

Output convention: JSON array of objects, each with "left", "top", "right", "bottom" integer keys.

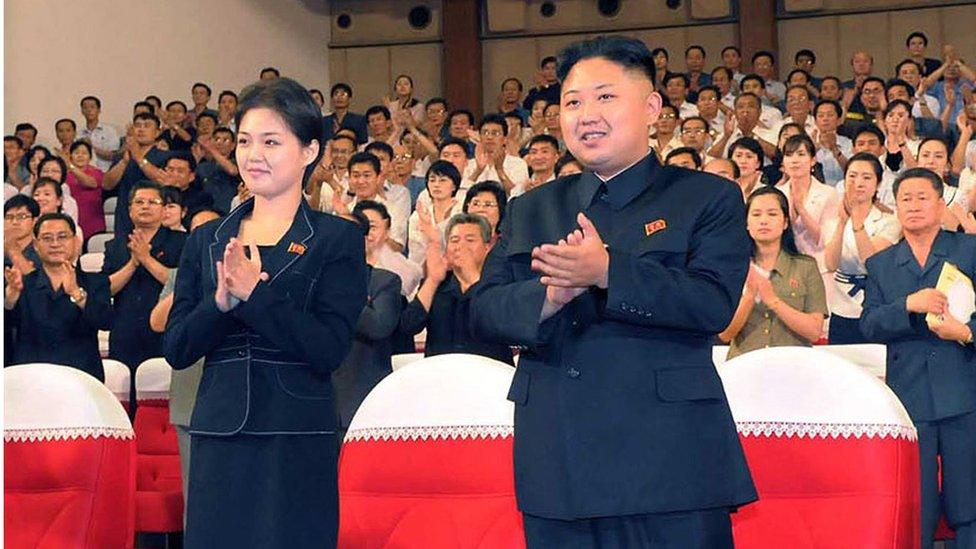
[
  {"left": 6, "top": 269, "right": 113, "bottom": 381},
  {"left": 332, "top": 266, "right": 403, "bottom": 428},
  {"left": 400, "top": 273, "right": 515, "bottom": 365},
  {"left": 322, "top": 112, "right": 368, "bottom": 145}
]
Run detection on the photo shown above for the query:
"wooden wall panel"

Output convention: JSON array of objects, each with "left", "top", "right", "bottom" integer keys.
[
  {"left": 344, "top": 47, "right": 392, "bottom": 110},
  {"left": 389, "top": 43, "right": 443, "bottom": 103},
  {"left": 330, "top": 0, "right": 441, "bottom": 46}
]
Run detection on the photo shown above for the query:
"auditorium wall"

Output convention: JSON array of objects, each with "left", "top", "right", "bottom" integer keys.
[{"left": 4, "top": 0, "right": 332, "bottom": 144}]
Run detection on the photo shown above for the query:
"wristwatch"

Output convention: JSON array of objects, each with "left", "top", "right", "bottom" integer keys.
[
  {"left": 69, "top": 288, "right": 87, "bottom": 304},
  {"left": 140, "top": 158, "right": 149, "bottom": 166}
]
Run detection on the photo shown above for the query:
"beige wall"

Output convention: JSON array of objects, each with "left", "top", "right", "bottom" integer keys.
[
  {"left": 328, "top": 43, "right": 443, "bottom": 113},
  {"left": 778, "top": 4, "right": 976, "bottom": 80},
  {"left": 5, "top": 0, "right": 332, "bottom": 144}
]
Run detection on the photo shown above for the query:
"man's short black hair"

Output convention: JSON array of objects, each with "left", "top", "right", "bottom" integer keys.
[
  {"left": 786, "top": 84, "right": 814, "bottom": 101},
  {"left": 528, "top": 134, "right": 560, "bottom": 151},
  {"left": 697, "top": 85, "right": 721, "bottom": 100},
  {"left": 364, "top": 141, "right": 394, "bottom": 161},
  {"left": 820, "top": 75, "right": 842, "bottom": 88},
  {"left": 133, "top": 101, "right": 154, "bottom": 113},
  {"left": 540, "top": 55, "right": 558, "bottom": 68},
  {"left": 894, "top": 167, "right": 942, "bottom": 197},
  {"left": 425, "top": 97, "right": 448, "bottom": 109},
  {"left": 752, "top": 50, "right": 775, "bottom": 64},
  {"left": 166, "top": 150, "right": 197, "bottom": 173},
  {"left": 192, "top": 82, "right": 212, "bottom": 96},
  {"left": 15, "top": 123, "right": 37, "bottom": 137},
  {"left": 449, "top": 109, "right": 475, "bottom": 127},
  {"left": 555, "top": 153, "right": 580, "bottom": 177},
  {"left": 665, "top": 147, "right": 703, "bottom": 169},
  {"left": 55, "top": 118, "right": 76, "bottom": 131},
  {"left": 480, "top": 113, "right": 509, "bottom": 136},
  {"left": 720, "top": 46, "right": 740, "bottom": 57},
  {"left": 438, "top": 137, "right": 470, "bottom": 155},
  {"left": 787, "top": 69, "right": 812, "bottom": 83},
  {"left": 133, "top": 112, "right": 162, "bottom": 127},
  {"left": 80, "top": 95, "right": 101, "bottom": 109},
  {"left": 365, "top": 105, "right": 391, "bottom": 120},
  {"left": 218, "top": 90, "right": 238, "bottom": 102},
  {"left": 794, "top": 49, "right": 816, "bottom": 64},
  {"left": 556, "top": 35, "right": 655, "bottom": 86},
  {"left": 906, "top": 31, "right": 929, "bottom": 47},
  {"left": 685, "top": 45, "right": 706, "bottom": 58},
  {"left": 4, "top": 135, "right": 24, "bottom": 149},
  {"left": 664, "top": 73, "right": 690, "bottom": 88},
  {"left": 145, "top": 95, "right": 162, "bottom": 106},
  {"left": 814, "top": 99, "right": 843, "bottom": 118},
  {"left": 854, "top": 124, "right": 885, "bottom": 144},
  {"left": 213, "top": 127, "right": 235, "bottom": 140},
  {"left": 426, "top": 160, "right": 462, "bottom": 196},
  {"left": 710, "top": 67, "right": 734, "bottom": 81},
  {"left": 166, "top": 100, "right": 188, "bottom": 111},
  {"left": 651, "top": 47, "right": 669, "bottom": 60},
  {"left": 886, "top": 78, "right": 916, "bottom": 98},
  {"left": 196, "top": 113, "right": 218, "bottom": 128},
  {"left": 501, "top": 77, "right": 524, "bottom": 91},
  {"left": 861, "top": 77, "right": 887, "bottom": 92},
  {"left": 348, "top": 151, "right": 381, "bottom": 175},
  {"left": 331, "top": 83, "right": 353, "bottom": 97},
  {"left": 128, "top": 179, "right": 163, "bottom": 204},
  {"left": 353, "top": 199, "right": 391, "bottom": 228},
  {"left": 680, "top": 116, "right": 710, "bottom": 132},
  {"left": 740, "top": 73, "right": 766, "bottom": 89},
  {"left": 33, "top": 212, "right": 76, "bottom": 238},
  {"left": 260, "top": 67, "right": 280, "bottom": 78},
  {"left": 734, "top": 92, "right": 762, "bottom": 110},
  {"left": 4, "top": 195, "right": 40, "bottom": 217}
]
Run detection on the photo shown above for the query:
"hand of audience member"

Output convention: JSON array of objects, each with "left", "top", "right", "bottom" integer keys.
[
  {"left": 492, "top": 147, "right": 506, "bottom": 169},
  {"left": 789, "top": 182, "right": 808, "bottom": 218},
  {"left": 532, "top": 213, "right": 609, "bottom": 289},
  {"left": 926, "top": 313, "right": 971, "bottom": 343},
  {"left": 957, "top": 110, "right": 971, "bottom": 133},
  {"left": 534, "top": 69, "right": 546, "bottom": 88},
  {"left": 332, "top": 190, "right": 351, "bottom": 216},
  {"left": 529, "top": 114, "right": 545, "bottom": 135},
  {"left": 842, "top": 87, "right": 856, "bottom": 108},
  {"left": 221, "top": 238, "right": 269, "bottom": 303},
  {"left": 817, "top": 128, "right": 838, "bottom": 152},
  {"left": 946, "top": 85, "right": 957, "bottom": 107},
  {"left": 906, "top": 288, "right": 948, "bottom": 315},
  {"left": 416, "top": 203, "right": 441, "bottom": 244},
  {"left": 4, "top": 266, "right": 24, "bottom": 308},
  {"left": 474, "top": 142, "right": 490, "bottom": 170},
  {"left": 128, "top": 230, "right": 152, "bottom": 264},
  {"left": 60, "top": 260, "right": 81, "bottom": 297},
  {"left": 849, "top": 199, "right": 870, "bottom": 228},
  {"left": 747, "top": 265, "right": 775, "bottom": 304},
  {"left": 424, "top": 242, "right": 450, "bottom": 285}
]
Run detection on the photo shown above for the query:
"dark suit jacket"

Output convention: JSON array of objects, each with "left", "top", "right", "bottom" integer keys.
[
  {"left": 470, "top": 154, "right": 757, "bottom": 519},
  {"left": 332, "top": 267, "right": 402, "bottom": 428},
  {"left": 7, "top": 269, "right": 113, "bottom": 381},
  {"left": 861, "top": 230, "right": 976, "bottom": 422},
  {"left": 163, "top": 199, "right": 368, "bottom": 435},
  {"left": 322, "top": 111, "right": 368, "bottom": 145}
]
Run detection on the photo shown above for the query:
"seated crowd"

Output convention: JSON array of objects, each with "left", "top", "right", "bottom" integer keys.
[{"left": 4, "top": 33, "right": 976, "bottom": 412}]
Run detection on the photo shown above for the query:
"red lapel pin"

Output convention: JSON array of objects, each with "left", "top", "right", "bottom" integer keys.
[{"left": 644, "top": 219, "right": 667, "bottom": 236}]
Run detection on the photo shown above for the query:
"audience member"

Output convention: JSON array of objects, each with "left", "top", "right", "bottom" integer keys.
[
  {"left": 517, "top": 134, "right": 559, "bottom": 196},
  {"left": 465, "top": 114, "right": 529, "bottom": 195},
  {"left": 684, "top": 45, "right": 710, "bottom": 101},
  {"left": 704, "top": 157, "right": 739, "bottom": 181},
  {"left": 187, "top": 83, "right": 219, "bottom": 128},
  {"left": 103, "top": 112, "right": 169, "bottom": 235},
  {"left": 3, "top": 195, "right": 40, "bottom": 272},
  {"left": 323, "top": 83, "right": 368, "bottom": 145},
  {"left": 54, "top": 118, "right": 77, "bottom": 156},
  {"left": 195, "top": 126, "right": 240, "bottom": 214},
  {"left": 721, "top": 45, "right": 745, "bottom": 83},
  {"left": 813, "top": 100, "right": 852, "bottom": 186},
  {"left": 650, "top": 104, "right": 681, "bottom": 160},
  {"left": 462, "top": 181, "right": 507, "bottom": 239},
  {"left": 665, "top": 146, "right": 702, "bottom": 170},
  {"left": 728, "top": 137, "right": 764, "bottom": 198},
  {"left": 905, "top": 31, "right": 943, "bottom": 77},
  {"left": 664, "top": 73, "right": 698, "bottom": 119},
  {"left": 64, "top": 141, "right": 106, "bottom": 240},
  {"left": 354, "top": 200, "right": 421, "bottom": 297},
  {"left": 407, "top": 160, "right": 465, "bottom": 267},
  {"left": 522, "top": 56, "right": 561, "bottom": 111},
  {"left": 751, "top": 51, "right": 786, "bottom": 105},
  {"left": 740, "top": 74, "right": 784, "bottom": 128}
]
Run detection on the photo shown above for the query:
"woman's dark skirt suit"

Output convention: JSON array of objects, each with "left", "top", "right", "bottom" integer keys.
[{"left": 164, "top": 199, "right": 368, "bottom": 548}]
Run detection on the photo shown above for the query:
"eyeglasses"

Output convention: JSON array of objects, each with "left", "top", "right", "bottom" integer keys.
[
  {"left": 37, "top": 232, "right": 73, "bottom": 244},
  {"left": 394, "top": 153, "right": 413, "bottom": 160},
  {"left": 427, "top": 108, "right": 446, "bottom": 115},
  {"left": 681, "top": 128, "right": 707, "bottom": 135},
  {"left": 482, "top": 130, "right": 505, "bottom": 137},
  {"left": 132, "top": 198, "right": 163, "bottom": 206},
  {"left": 659, "top": 113, "right": 677, "bottom": 120},
  {"left": 4, "top": 213, "right": 32, "bottom": 222},
  {"left": 332, "top": 90, "right": 350, "bottom": 98},
  {"left": 469, "top": 200, "right": 498, "bottom": 208},
  {"left": 544, "top": 113, "right": 560, "bottom": 119},
  {"left": 698, "top": 97, "right": 718, "bottom": 103}
]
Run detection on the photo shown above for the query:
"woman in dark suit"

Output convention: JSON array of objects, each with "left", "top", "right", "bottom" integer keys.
[{"left": 164, "top": 78, "right": 368, "bottom": 548}]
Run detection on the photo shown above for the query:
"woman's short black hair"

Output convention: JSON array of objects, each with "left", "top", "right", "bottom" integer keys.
[
  {"left": 33, "top": 177, "right": 63, "bottom": 199},
  {"left": 235, "top": 77, "right": 325, "bottom": 187},
  {"left": 352, "top": 199, "right": 391, "bottom": 230},
  {"left": 782, "top": 134, "right": 815, "bottom": 157},
  {"left": 426, "top": 160, "right": 461, "bottom": 196},
  {"left": 463, "top": 181, "right": 507, "bottom": 232},
  {"left": 728, "top": 137, "right": 765, "bottom": 168},
  {"left": 555, "top": 153, "right": 582, "bottom": 177},
  {"left": 364, "top": 141, "right": 394, "bottom": 161},
  {"left": 557, "top": 35, "right": 655, "bottom": 85},
  {"left": 814, "top": 99, "right": 843, "bottom": 118},
  {"left": 38, "top": 156, "right": 68, "bottom": 184},
  {"left": 906, "top": 31, "right": 928, "bottom": 47},
  {"left": 33, "top": 212, "right": 76, "bottom": 238},
  {"left": 746, "top": 186, "right": 800, "bottom": 256},
  {"left": 884, "top": 99, "right": 913, "bottom": 118},
  {"left": 845, "top": 152, "right": 884, "bottom": 190},
  {"left": 160, "top": 185, "right": 184, "bottom": 206},
  {"left": 69, "top": 140, "right": 92, "bottom": 157}
]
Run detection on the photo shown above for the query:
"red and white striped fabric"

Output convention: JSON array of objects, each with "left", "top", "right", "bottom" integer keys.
[
  {"left": 4, "top": 363, "right": 136, "bottom": 549},
  {"left": 719, "top": 347, "right": 920, "bottom": 549},
  {"left": 338, "top": 353, "right": 524, "bottom": 548}
]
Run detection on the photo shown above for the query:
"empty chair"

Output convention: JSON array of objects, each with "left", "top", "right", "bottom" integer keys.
[
  {"left": 79, "top": 252, "right": 106, "bottom": 274},
  {"left": 719, "top": 347, "right": 920, "bottom": 548},
  {"left": 391, "top": 352, "right": 423, "bottom": 371},
  {"left": 86, "top": 232, "right": 114, "bottom": 254},
  {"left": 133, "top": 358, "right": 183, "bottom": 536},
  {"left": 103, "top": 359, "right": 132, "bottom": 414},
  {"left": 98, "top": 330, "right": 110, "bottom": 359},
  {"left": 339, "top": 353, "right": 524, "bottom": 548},
  {"left": 105, "top": 215, "right": 115, "bottom": 233},
  {"left": 4, "top": 363, "right": 136, "bottom": 549},
  {"left": 103, "top": 196, "right": 118, "bottom": 216}
]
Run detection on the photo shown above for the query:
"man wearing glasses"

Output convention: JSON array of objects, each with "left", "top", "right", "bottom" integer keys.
[
  {"left": 5, "top": 212, "right": 112, "bottom": 381},
  {"left": 102, "top": 180, "right": 186, "bottom": 390}
]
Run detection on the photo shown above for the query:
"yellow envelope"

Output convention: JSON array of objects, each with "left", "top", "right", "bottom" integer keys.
[{"left": 926, "top": 262, "right": 976, "bottom": 341}]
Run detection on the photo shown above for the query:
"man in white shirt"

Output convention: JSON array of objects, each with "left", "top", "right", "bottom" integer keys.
[
  {"left": 337, "top": 152, "right": 410, "bottom": 252},
  {"left": 513, "top": 134, "right": 559, "bottom": 197},
  {"left": 895, "top": 60, "right": 942, "bottom": 119},
  {"left": 78, "top": 96, "right": 120, "bottom": 172},
  {"left": 708, "top": 93, "right": 779, "bottom": 161},
  {"left": 776, "top": 85, "right": 817, "bottom": 136},
  {"left": 721, "top": 46, "right": 746, "bottom": 85},
  {"left": 313, "top": 134, "right": 355, "bottom": 213},
  {"left": 663, "top": 73, "right": 699, "bottom": 120},
  {"left": 740, "top": 74, "right": 783, "bottom": 130},
  {"left": 813, "top": 100, "right": 853, "bottom": 186},
  {"left": 711, "top": 67, "right": 737, "bottom": 110},
  {"left": 696, "top": 85, "right": 726, "bottom": 132},
  {"left": 463, "top": 114, "right": 529, "bottom": 195},
  {"left": 751, "top": 51, "right": 787, "bottom": 106}
]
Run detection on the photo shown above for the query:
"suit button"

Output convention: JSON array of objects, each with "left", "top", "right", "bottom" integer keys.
[
  {"left": 237, "top": 350, "right": 247, "bottom": 358},
  {"left": 571, "top": 317, "right": 580, "bottom": 328},
  {"left": 567, "top": 367, "right": 581, "bottom": 379}
]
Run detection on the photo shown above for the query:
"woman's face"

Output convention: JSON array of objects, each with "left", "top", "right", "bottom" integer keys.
[
  {"left": 844, "top": 160, "right": 879, "bottom": 204},
  {"left": 395, "top": 76, "right": 412, "bottom": 97},
  {"left": 731, "top": 147, "right": 761, "bottom": 178},
  {"left": 544, "top": 104, "right": 560, "bottom": 130},
  {"left": 362, "top": 208, "right": 389, "bottom": 252},
  {"left": 747, "top": 194, "right": 788, "bottom": 245},
  {"left": 70, "top": 146, "right": 91, "bottom": 169},
  {"left": 777, "top": 127, "right": 802, "bottom": 149},
  {"left": 161, "top": 202, "right": 183, "bottom": 229},
  {"left": 466, "top": 191, "right": 500, "bottom": 233},
  {"left": 39, "top": 161, "right": 63, "bottom": 182},
  {"left": 28, "top": 150, "right": 47, "bottom": 174},
  {"left": 653, "top": 52, "right": 669, "bottom": 70},
  {"left": 236, "top": 107, "right": 318, "bottom": 199},
  {"left": 32, "top": 184, "right": 61, "bottom": 214},
  {"left": 531, "top": 100, "right": 547, "bottom": 119},
  {"left": 427, "top": 173, "right": 455, "bottom": 202},
  {"left": 884, "top": 105, "right": 911, "bottom": 133},
  {"left": 917, "top": 141, "right": 948, "bottom": 176},
  {"left": 782, "top": 145, "right": 814, "bottom": 179}
]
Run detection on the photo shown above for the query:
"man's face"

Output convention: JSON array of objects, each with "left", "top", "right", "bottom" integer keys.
[
  {"left": 56, "top": 121, "right": 76, "bottom": 146},
  {"left": 4, "top": 206, "right": 34, "bottom": 240},
  {"left": 167, "top": 104, "right": 187, "bottom": 125},
  {"left": 785, "top": 88, "right": 811, "bottom": 120},
  {"left": 752, "top": 55, "right": 773, "bottom": 79},
  {"left": 164, "top": 159, "right": 195, "bottom": 190},
  {"left": 680, "top": 119, "right": 709, "bottom": 151},
  {"left": 81, "top": 99, "right": 99, "bottom": 122},
  {"left": 368, "top": 112, "right": 390, "bottom": 137},
  {"left": 734, "top": 96, "right": 760, "bottom": 130},
  {"left": 449, "top": 114, "right": 471, "bottom": 139},
  {"left": 528, "top": 141, "right": 559, "bottom": 173},
  {"left": 502, "top": 80, "right": 521, "bottom": 103},
  {"left": 392, "top": 145, "right": 415, "bottom": 177},
  {"left": 480, "top": 122, "right": 505, "bottom": 152},
  {"left": 330, "top": 138, "right": 355, "bottom": 169},
  {"left": 426, "top": 102, "right": 447, "bottom": 126},
  {"left": 685, "top": 48, "right": 705, "bottom": 73},
  {"left": 896, "top": 177, "right": 944, "bottom": 233},
  {"left": 560, "top": 57, "right": 660, "bottom": 177},
  {"left": 212, "top": 131, "right": 235, "bottom": 157},
  {"left": 4, "top": 140, "right": 24, "bottom": 162},
  {"left": 446, "top": 223, "right": 489, "bottom": 270},
  {"left": 861, "top": 81, "right": 885, "bottom": 110},
  {"left": 711, "top": 70, "right": 730, "bottom": 95},
  {"left": 815, "top": 104, "right": 840, "bottom": 132},
  {"left": 795, "top": 55, "right": 815, "bottom": 73},
  {"left": 704, "top": 159, "right": 736, "bottom": 180},
  {"left": 853, "top": 133, "right": 884, "bottom": 157},
  {"left": 133, "top": 118, "right": 160, "bottom": 145},
  {"left": 741, "top": 79, "right": 763, "bottom": 96},
  {"left": 349, "top": 162, "right": 381, "bottom": 199},
  {"left": 129, "top": 188, "right": 164, "bottom": 228},
  {"left": 697, "top": 89, "right": 719, "bottom": 118},
  {"left": 219, "top": 94, "right": 238, "bottom": 115},
  {"left": 191, "top": 86, "right": 210, "bottom": 106},
  {"left": 887, "top": 85, "right": 911, "bottom": 104},
  {"left": 15, "top": 129, "right": 35, "bottom": 150},
  {"left": 666, "top": 152, "right": 697, "bottom": 170},
  {"left": 439, "top": 144, "right": 468, "bottom": 174},
  {"left": 820, "top": 79, "right": 842, "bottom": 101},
  {"left": 851, "top": 52, "right": 873, "bottom": 77},
  {"left": 787, "top": 72, "right": 810, "bottom": 88},
  {"left": 372, "top": 150, "right": 392, "bottom": 180},
  {"left": 331, "top": 88, "right": 351, "bottom": 110},
  {"left": 665, "top": 77, "right": 688, "bottom": 105},
  {"left": 541, "top": 61, "right": 558, "bottom": 84},
  {"left": 898, "top": 63, "right": 921, "bottom": 87},
  {"left": 196, "top": 117, "right": 216, "bottom": 139},
  {"left": 722, "top": 49, "right": 741, "bottom": 70},
  {"left": 34, "top": 219, "right": 76, "bottom": 265}
]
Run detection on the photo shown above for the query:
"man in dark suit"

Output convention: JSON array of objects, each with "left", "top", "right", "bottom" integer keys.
[
  {"left": 470, "top": 36, "right": 756, "bottom": 548},
  {"left": 861, "top": 167, "right": 976, "bottom": 548},
  {"left": 322, "top": 83, "right": 368, "bottom": 146}
]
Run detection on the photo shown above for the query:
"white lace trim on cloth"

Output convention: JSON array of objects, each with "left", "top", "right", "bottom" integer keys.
[
  {"left": 4, "top": 426, "right": 134, "bottom": 443},
  {"left": 345, "top": 424, "right": 514, "bottom": 443},
  {"left": 736, "top": 421, "right": 917, "bottom": 441}
]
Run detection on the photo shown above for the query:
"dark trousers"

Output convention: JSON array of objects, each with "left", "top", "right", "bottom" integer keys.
[
  {"left": 522, "top": 508, "right": 734, "bottom": 549},
  {"left": 917, "top": 410, "right": 976, "bottom": 548},
  {"left": 828, "top": 314, "right": 869, "bottom": 345}
]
